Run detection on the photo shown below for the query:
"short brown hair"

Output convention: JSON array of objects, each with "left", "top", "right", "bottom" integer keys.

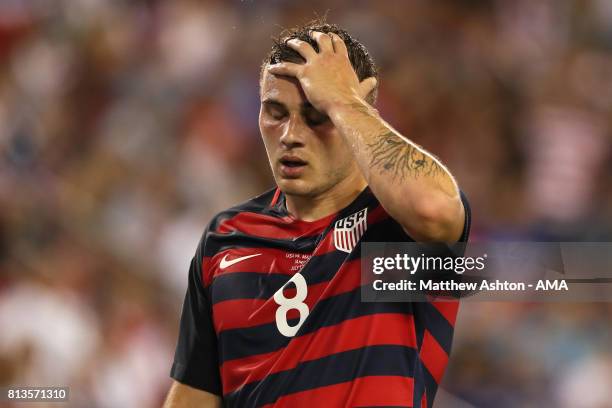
[{"left": 261, "top": 18, "right": 379, "bottom": 105}]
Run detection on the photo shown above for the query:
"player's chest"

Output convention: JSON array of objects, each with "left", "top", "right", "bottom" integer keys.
[{"left": 207, "top": 207, "right": 374, "bottom": 336}]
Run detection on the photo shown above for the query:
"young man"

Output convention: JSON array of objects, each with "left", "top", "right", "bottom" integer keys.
[{"left": 164, "top": 21, "right": 470, "bottom": 408}]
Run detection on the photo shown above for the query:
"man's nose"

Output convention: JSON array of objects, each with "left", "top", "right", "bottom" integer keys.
[{"left": 279, "top": 116, "right": 307, "bottom": 149}]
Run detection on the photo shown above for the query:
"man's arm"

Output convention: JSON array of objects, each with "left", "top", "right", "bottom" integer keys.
[
  {"left": 327, "top": 95, "right": 464, "bottom": 242},
  {"left": 267, "top": 31, "right": 464, "bottom": 241},
  {"left": 163, "top": 381, "right": 222, "bottom": 408},
  {"left": 168, "top": 230, "right": 223, "bottom": 404}
]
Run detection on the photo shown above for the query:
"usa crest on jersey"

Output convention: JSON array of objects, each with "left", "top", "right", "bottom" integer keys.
[{"left": 333, "top": 208, "right": 368, "bottom": 253}]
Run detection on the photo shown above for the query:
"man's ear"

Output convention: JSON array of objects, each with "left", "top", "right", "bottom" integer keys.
[{"left": 359, "top": 77, "right": 377, "bottom": 104}]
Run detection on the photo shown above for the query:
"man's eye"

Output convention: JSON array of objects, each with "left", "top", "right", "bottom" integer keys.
[
  {"left": 304, "top": 110, "right": 329, "bottom": 126},
  {"left": 267, "top": 109, "right": 286, "bottom": 120}
]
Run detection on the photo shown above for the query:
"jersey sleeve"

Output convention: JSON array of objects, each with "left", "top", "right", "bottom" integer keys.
[
  {"left": 402, "top": 190, "right": 472, "bottom": 298},
  {"left": 457, "top": 190, "right": 471, "bottom": 243},
  {"left": 170, "top": 229, "right": 222, "bottom": 395}
]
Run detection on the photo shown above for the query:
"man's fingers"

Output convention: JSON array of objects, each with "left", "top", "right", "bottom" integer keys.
[
  {"left": 329, "top": 33, "right": 349, "bottom": 57},
  {"left": 285, "top": 38, "right": 317, "bottom": 61},
  {"left": 310, "top": 31, "right": 334, "bottom": 54},
  {"left": 267, "top": 62, "right": 301, "bottom": 78},
  {"left": 359, "top": 77, "right": 378, "bottom": 99}
]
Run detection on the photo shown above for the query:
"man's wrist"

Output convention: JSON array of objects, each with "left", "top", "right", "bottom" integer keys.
[{"left": 327, "top": 94, "right": 377, "bottom": 123}]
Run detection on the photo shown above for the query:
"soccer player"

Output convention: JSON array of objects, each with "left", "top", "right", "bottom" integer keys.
[{"left": 164, "top": 20, "right": 470, "bottom": 408}]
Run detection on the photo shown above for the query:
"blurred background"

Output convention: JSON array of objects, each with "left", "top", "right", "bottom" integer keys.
[{"left": 0, "top": 0, "right": 611, "bottom": 407}]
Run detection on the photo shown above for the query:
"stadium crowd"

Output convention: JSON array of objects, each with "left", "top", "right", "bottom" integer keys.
[{"left": 1, "top": 0, "right": 611, "bottom": 406}]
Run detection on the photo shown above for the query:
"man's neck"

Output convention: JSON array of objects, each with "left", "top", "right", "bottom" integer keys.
[{"left": 284, "top": 175, "right": 368, "bottom": 222}]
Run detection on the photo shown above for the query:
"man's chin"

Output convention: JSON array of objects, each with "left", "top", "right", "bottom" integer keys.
[{"left": 276, "top": 178, "right": 318, "bottom": 197}]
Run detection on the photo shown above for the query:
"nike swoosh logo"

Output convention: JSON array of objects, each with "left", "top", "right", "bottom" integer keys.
[{"left": 220, "top": 253, "right": 262, "bottom": 269}]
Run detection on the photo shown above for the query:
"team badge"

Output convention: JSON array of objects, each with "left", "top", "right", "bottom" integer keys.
[{"left": 333, "top": 208, "right": 368, "bottom": 253}]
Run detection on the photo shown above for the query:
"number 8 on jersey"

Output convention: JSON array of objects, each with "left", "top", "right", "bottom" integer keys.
[{"left": 273, "top": 273, "right": 309, "bottom": 337}]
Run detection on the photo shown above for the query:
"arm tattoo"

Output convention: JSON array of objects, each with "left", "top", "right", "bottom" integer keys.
[
  {"left": 345, "top": 101, "right": 444, "bottom": 181},
  {"left": 366, "top": 131, "right": 443, "bottom": 181}
]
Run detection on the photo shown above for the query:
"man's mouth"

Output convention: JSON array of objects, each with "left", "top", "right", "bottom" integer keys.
[
  {"left": 279, "top": 156, "right": 308, "bottom": 177},
  {"left": 280, "top": 157, "right": 307, "bottom": 167}
]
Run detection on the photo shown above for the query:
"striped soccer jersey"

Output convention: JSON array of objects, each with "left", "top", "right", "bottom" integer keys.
[{"left": 170, "top": 186, "right": 471, "bottom": 407}]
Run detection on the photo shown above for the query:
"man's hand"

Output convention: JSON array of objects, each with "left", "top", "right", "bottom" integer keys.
[
  {"left": 163, "top": 381, "right": 222, "bottom": 408},
  {"left": 267, "top": 31, "right": 377, "bottom": 114}
]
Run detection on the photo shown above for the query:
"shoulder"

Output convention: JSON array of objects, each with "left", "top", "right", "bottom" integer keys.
[
  {"left": 198, "top": 187, "right": 280, "bottom": 243},
  {"left": 192, "top": 188, "right": 279, "bottom": 286}
]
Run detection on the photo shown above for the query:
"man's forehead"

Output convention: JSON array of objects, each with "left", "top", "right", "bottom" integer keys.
[{"left": 260, "top": 69, "right": 307, "bottom": 104}]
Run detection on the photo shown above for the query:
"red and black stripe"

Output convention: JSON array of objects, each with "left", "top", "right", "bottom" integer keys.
[{"left": 225, "top": 345, "right": 418, "bottom": 407}]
